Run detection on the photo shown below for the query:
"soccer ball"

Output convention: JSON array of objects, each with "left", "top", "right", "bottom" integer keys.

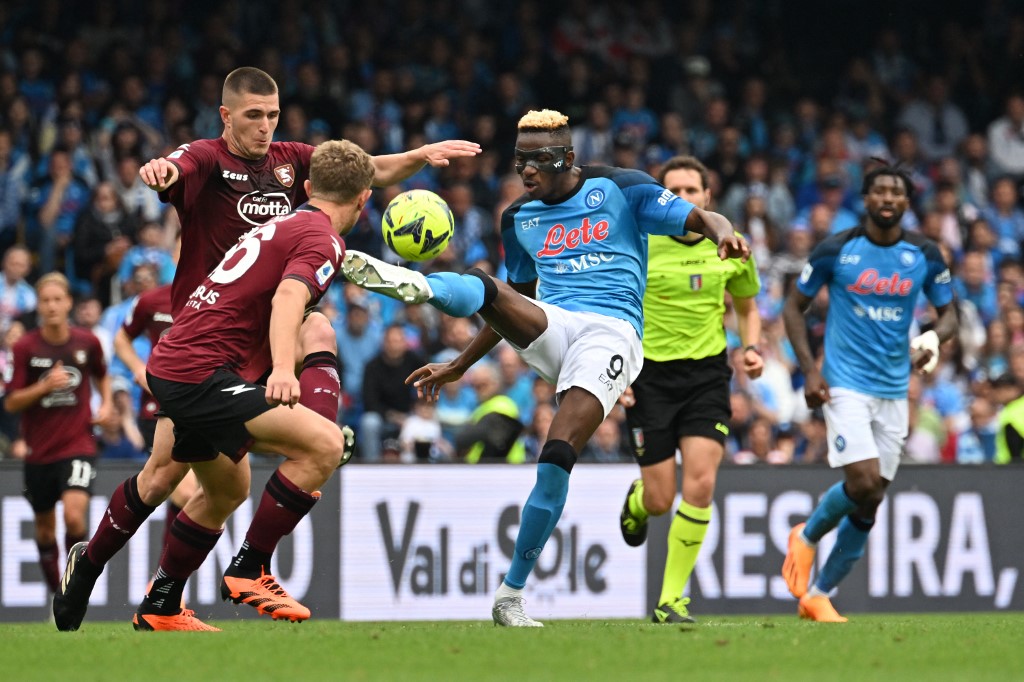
[{"left": 381, "top": 189, "right": 454, "bottom": 262}]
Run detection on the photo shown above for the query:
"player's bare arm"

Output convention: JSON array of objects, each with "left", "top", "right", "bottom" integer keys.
[
  {"left": 92, "top": 373, "right": 116, "bottom": 428},
  {"left": 733, "top": 295, "right": 764, "bottom": 379},
  {"left": 911, "top": 302, "right": 958, "bottom": 373},
  {"left": 114, "top": 328, "right": 150, "bottom": 393},
  {"left": 4, "top": 360, "right": 71, "bottom": 412},
  {"left": 139, "top": 157, "right": 180, "bottom": 192},
  {"left": 684, "top": 208, "right": 750, "bottom": 262},
  {"left": 266, "top": 279, "right": 311, "bottom": 407},
  {"left": 783, "top": 287, "right": 829, "bottom": 407},
  {"left": 370, "top": 140, "right": 482, "bottom": 186}
]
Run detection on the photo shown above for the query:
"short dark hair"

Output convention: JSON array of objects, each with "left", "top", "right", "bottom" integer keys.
[
  {"left": 860, "top": 160, "right": 915, "bottom": 201},
  {"left": 658, "top": 155, "right": 710, "bottom": 191},
  {"left": 222, "top": 67, "right": 278, "bottom": 101}
]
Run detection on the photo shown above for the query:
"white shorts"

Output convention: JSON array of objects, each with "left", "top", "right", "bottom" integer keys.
[
  {"left": 510, "top": 299, "right": 644, "bottom": 418},
  {"left": 822, "top": 387, "right": 908, "bottom": 480}
]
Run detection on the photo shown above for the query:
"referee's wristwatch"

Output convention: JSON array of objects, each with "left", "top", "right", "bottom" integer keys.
[{"left": 744, "top": 344, "right": 762, "bottom": 356}]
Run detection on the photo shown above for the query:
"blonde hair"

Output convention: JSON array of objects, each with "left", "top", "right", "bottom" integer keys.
[
  {"left": 35, "top": 272, "right": 71, "bottom": 297},
  {"left": 517, "top": 109, "right": 570, "bottom": 132},
  {"left": 309, "top": 140, "right": 375, "bottom": 204}
]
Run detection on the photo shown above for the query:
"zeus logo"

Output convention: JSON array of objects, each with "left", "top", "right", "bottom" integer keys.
[{"left": 221, "top": 385, "right": 257, "bottom": 395}]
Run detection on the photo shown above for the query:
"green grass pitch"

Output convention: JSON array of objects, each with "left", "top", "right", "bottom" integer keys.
[{"left": 2, "top": 614, "right": 1022, "bottom": 681}]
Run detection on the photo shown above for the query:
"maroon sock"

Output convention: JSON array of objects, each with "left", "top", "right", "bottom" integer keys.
[
  {"left": 86, "top": 475, "right": 158, "bottom": 566},
  {"left": 37, "top": 541, "right": 60, "bottom": 593},
  {"left": 230, "top": 471, "right": 319, "bottom": 576},
  {"left": 162, "top": 502, "right": 182, "bottom": 550},
  {"left": 298, "top": 351, "right": 341, "bottom": 422},
  {"left": 64, "top": 531, "right": 86, "bottom": 555},
  {"left": 142, "top": 512, "right": 222, "bottom": 614}
]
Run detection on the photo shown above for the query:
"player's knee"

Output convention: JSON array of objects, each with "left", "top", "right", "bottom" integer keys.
[
  {"left": 685, "top": 471, "right": 717, "bottom": 508},
  {"left": 138, "top": 463, "right": 186, "bottom": 505},
  {"left": 844, "top": 472, "right": 886, "bottom": 509},
  {"left": 538, "top": 439, "right": 576, "bottom": 476},
  {"left": 64, "top": 516, "right": 87, "bottom": 537},
  {"left": 310, "top": 423, "right": 346, "bottom": 475},
  {"left": 644, "top": 487, "right": 674, "bottom": 517},
  {"left": 300, "top": 312, "right": 337, "bottom": 355}
]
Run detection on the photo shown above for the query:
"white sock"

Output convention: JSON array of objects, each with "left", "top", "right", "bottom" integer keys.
[
  {"left": 494, "top": 581, "right": 523, "bottom": 602},
  {"left": 807, "top": 584, "right": 828, "bottom": 599}
]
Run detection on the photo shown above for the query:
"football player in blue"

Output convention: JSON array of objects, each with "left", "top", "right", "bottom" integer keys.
[
  {"left": 343, "top": 109, "right": 749, "bottom": 626},
  {"left": 781, "top": 163, "right": 957, "bottom": 622}
]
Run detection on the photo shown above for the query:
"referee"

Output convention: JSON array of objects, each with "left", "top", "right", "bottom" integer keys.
[{"left": 619, "top": 156, "right": 762, "bottom": 624}]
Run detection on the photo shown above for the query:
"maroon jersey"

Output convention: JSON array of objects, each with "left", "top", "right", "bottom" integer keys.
[
  {"left": 9, "top": 328, "right": 107, "bottom": 464},
  {"left": 148, "top": 206, "right": 344, "bottom": 384},
  {"left": 161, "top": 138, "right": 314, "bottom": 315},
  {"left": 122, "top": 284, "right": 173, "bottom": 420}
]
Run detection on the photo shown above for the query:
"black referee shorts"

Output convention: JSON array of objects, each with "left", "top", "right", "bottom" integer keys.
[
  {"left": 624, "top": 351, "right": 732, "bottom": 466},
  {"left": 147, "top": 368, "right": 276, "bottom": 463}
]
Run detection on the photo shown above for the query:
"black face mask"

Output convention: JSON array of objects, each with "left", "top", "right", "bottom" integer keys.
[{"left": 514, "top": 146, "right": 574, "bottom": 174}]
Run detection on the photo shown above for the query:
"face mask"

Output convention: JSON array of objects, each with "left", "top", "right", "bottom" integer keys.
[{"left": 514, "top": 146, "right": 574, "bottom": 174}]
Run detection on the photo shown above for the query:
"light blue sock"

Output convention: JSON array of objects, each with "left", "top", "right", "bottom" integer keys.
[
  {"left": 803, "top": 482, "right": 858, "bottom": 543},
  {"left": 815, "top": 515, "right": 873, "bottom": 592},
  {"left": 503, "top": 463, "right": 570, "bottom": 589},
  {"left": 425, "top": 272, "right": 485, "bottom": 317}
]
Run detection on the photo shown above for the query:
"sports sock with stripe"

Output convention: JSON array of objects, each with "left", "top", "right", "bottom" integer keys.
[
  {"left": 803, "top": 481, "right": 858, "bottom": 543},
  {"left": 658, "top": 500, "right": 711, "bottom": 605},
  {"left": 37, "top": 541, "right": 60, "bottom": 593},
  {"left": 87, "top": 475, "right": 158, "bottom": 566},
  {"left": 815, "top": 514, "right": 873, "bottom": 593},
  {"left": 503, "top": 441, "right": 575, "bottom": 589},
  {"left": 142, "top": 512, "right": 222, "bottom": 614},
  {"left": 229, "top": 471, "right": 320, "bottom": 577},
  {"left": 298, "top": 351, "right": 342, "bottom": 422}
]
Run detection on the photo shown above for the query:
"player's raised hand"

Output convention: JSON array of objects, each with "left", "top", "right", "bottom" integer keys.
[
  {"left": 139, "top": 157, "right": 180, "bottom": 191},
  {"left": 743, "top": 348, "right": 764, "bottom": 379},
  {"left": 717, "top": 234, "right": 751, "bottom": 262},
  {"left": 417, "top": 140, "right": 482, "bottom": 168},
  {"left": 265, "top": 369, "right": 300, "bottom": 408},
  {"left": 804, "top": 368, "right": 831, "bottom": 408},
  {"left": 406, "top": 362, "right": 465, "bottom": 402}
]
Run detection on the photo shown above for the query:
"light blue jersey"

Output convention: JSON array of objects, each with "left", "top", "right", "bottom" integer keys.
[
  {"left": 500, "top": 166, "right": 695, "bottom": 337},
  {"left": 797, "top": 227, "right": 953, "bottom": 399}
]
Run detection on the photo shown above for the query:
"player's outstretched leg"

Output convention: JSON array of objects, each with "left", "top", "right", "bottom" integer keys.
[
  {"left": 619, "top": 479, "right": 648, "bottom": 547},
  {"left": 342, "top": 251, "right": 434, "bottom": 304}
]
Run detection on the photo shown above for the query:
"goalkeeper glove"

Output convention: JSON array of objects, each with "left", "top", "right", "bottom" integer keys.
[{"left": 910, "top": 330, "right": 940, "bottom": 374}]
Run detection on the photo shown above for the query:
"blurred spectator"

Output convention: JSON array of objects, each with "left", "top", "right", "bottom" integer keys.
[
  {"left": 26, "top": 147, "right": 90, "bottom": 275},
  {"left": 905, "top": 374, "right": 945, "bottom": 463},
  {"left": 0, "top": 128, "right": 29, "bottom": 253},
  {"left": 359, "top": 324, "right": 424, "bottom": 461},
  {"left": 98, "top": 380, "right": 147, "bottom": 460},
  {"left": 116, "top": 221, "right": 175, "bottom": 288},
  {"left": 732, "top": 417, "right": 791, "bottom": 464},
  {"left": 981, "top": 177, "right": 1024, "bottom": 262},
  {"left": 399, "top": 399, "right": 452, "bottom": 463},
  {"left": 112, "top": 154, "right": 162, "bottom": 223},
  {"left": 954, "top": 251, "right": 999, "bottom": 325},
  {"left": 0, "top": 245, "right": 36, "bottom": 333},
  {"left": 445, "top": 183, "right": 491, "bottom": 267},
  {"left": 987, "top": 94, "right": 1024, "bottom": 179},
  {"left": 956, "top": 396, "right": 998, "bottom": 464},
  {"left": 334, "top": 295, "right": 384, "bottom": 417},
  {"left": 456, "top": 363, "right": 526, "bottom": 463},
  {"left": 72, "top": 182, "right": 137, "bottom": 306},
  {"left": 522, "top": 401, "right": 555, "bottom": 463},
  {"left": 579, "top": 417, "right": 629, "bottom": 463},
  {"left": 572, "top": 102, "right": 614, "bottom": 166},
  {"left": 897, "top": 74, "right": 969, "bottom": 163}
]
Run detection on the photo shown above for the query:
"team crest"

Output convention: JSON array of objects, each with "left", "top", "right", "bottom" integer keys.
[
  {"left": 690, "top": 274, "right": 703, "bottom": 291},
  {"left": 274, "top": 164, "right": 295, "bottom": 188},
  {"left": 74, "top": 350, "right": 87, "bottom": 364},
  {"left": 835, "top": 435, "right": 847, "bottom": 452},
  {"left": 585, "top": 189, "right": 605, "bottom": 208},
  {"left": 900, "top": 251, "right": 915, "bottom": 267}
]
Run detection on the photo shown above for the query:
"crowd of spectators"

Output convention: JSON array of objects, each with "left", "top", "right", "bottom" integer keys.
[{"left": 1, "top": 0, "right": 1023, "bottom": 465}]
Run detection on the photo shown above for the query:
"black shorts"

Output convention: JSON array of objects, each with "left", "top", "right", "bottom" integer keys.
[
  {"left": 147, "top": 369, "right": 275, "bottom": 463},
  {"left": 625, "top": 351, "right": 732, "bottom": 466},
  {"left": 23, "top": 456, "right": 97, "bottom": 513},
  {"left": 138, "top": 418, "right": 157, "bottom": 452}
]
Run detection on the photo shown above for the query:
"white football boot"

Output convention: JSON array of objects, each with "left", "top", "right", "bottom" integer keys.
[{"left": 342, "top": 251, "right": 434, "bottom": 304}]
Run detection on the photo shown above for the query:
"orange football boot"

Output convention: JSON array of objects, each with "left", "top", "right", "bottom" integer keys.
[
  {"left": 798, "top": 594, "right": 848, "bottom": 623},
  {"left": 782, "top": 523, "right": 816, "bottom": 598},
  {"left": 221, "top": 570, "right": 311, "bottom": 622},
  {"left": 133, "top": 609, "right": 221, "bottom": 632}
]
